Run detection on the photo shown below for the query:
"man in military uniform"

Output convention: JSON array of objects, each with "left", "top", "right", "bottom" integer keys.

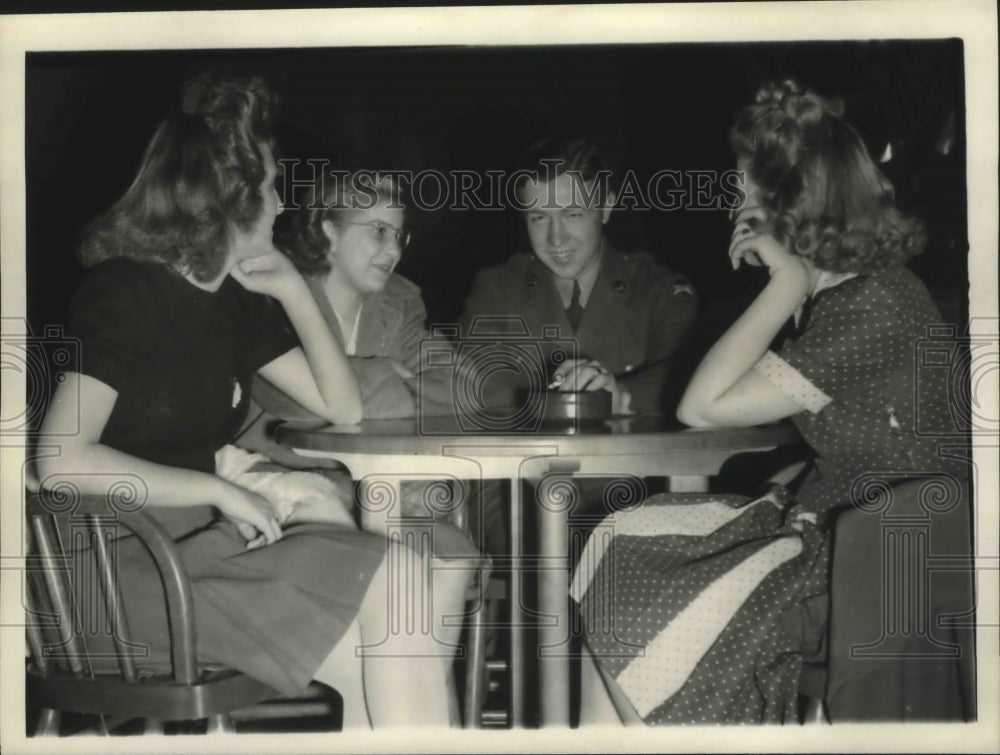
[
  {"left": 456, "top": 136, "right": 699, "bottom": 553},
  {"left": 458, "top": 245, "right": 697, "bottom": 417}
]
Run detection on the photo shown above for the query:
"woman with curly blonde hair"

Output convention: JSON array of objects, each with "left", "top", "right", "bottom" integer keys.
[{"left": 571, "top": 80, "right": 972, "bottom": 725}]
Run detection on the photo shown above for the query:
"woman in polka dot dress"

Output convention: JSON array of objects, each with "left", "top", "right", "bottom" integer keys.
[{"left": 570, "top": 80, "right": 972, "bottom": 725}]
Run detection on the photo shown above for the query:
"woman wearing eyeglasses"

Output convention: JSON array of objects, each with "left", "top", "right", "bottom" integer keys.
[
  {"left": 242, "top": 171, "right": 454, "bottom": 434},
  {"left": 240, "top": 171, "right": 475, "bottom": 538}
]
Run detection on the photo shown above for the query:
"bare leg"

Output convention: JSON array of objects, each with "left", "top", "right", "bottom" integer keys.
[
  {"left": 355, "top": 539, "right": 472, "bottom": 727},
  {"left": 430, "top": 553, "right": 474, "bottom": 724},
  {"left": 579, "top": 643, "right": 643, "bottom": 726},
  {"left": 312, "top": 621, "right": 371, "bottom": 729}
]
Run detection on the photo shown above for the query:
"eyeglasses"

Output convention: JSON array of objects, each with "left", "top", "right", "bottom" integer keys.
[{"left": 338, "top": 220, "right": 412, "bottom": 249}]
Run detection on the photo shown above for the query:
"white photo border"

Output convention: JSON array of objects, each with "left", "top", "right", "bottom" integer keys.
[{"left": 2, "top": 3, "right": 997, "bottom": 753}]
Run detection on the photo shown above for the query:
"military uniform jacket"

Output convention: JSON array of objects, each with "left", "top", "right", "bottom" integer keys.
[{"left": 457, "top": 245, "right": 698, "bottom": 415}]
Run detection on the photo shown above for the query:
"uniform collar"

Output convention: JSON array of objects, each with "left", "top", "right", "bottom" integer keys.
[
  {"left": 551, "top": 242, "right": 605, "bottom": 308},
  {"left": 524, "top": 242, "right": 634, "bottom": 312}
]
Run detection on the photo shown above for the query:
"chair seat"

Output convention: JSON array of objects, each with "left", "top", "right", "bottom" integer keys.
[
  {"left": 25, "top": 487, "right": 496, "bottom": 732},
  {"left": 27, "top": 662, "right": 277, "bottom": 722}
]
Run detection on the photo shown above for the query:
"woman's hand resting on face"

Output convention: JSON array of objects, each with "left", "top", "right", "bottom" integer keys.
[
  {"left": 230, "top": 248, "right": 309, "bottom": 306},
  {"left": 729, "top": 219, "right": 810, "bottom": 286}
]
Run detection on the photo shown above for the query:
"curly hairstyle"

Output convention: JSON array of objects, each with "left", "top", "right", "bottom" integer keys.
[
  {"left": 729, "top": 79, "right": 925, "bottom": 274},
  {"left": 277, "top": 171, "right": 407, "bottom": 277},
  {"left": 78, "top": 71, "right": 279, "bottom": 282}
]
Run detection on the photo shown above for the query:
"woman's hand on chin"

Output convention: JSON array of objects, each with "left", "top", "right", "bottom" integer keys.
[
  {"left": 230, "top": 248, "right": 308, "bottom": 304},
  {"left": 729, "top": 224, "right": 809, "bottom": 283}
]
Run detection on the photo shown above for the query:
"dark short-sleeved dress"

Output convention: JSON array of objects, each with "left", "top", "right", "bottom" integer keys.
[
  {"left": 570, "top": 266, "right": 970, "bottom": 723},
  {"left": 58, "top": 258, "right": 386, "bottom": 695}
]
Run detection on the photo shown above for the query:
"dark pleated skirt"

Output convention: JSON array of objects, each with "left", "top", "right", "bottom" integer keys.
[{"left": 67, "top": 505, "right": 386, "bottom": 696}]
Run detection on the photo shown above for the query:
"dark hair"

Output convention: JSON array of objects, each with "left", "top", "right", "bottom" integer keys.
[
  {"left": 277, "top": 171, "right": 407, "bottom": 277},
  {"left": 78, "top": 71, "right": 279, "bottom": 282},
  {"left": 730, "top": 79, "right": 925, "bottom": 274},
  {"left": 512, "top": 135, "right": 614, "bottom": 204}
]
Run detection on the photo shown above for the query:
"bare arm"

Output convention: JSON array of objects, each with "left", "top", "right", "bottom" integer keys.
[
  {"left": 36, "top": 372, "right": 282, "bottom": 544},
  {"left": 232, "top": 250, "right": 362, "bottom": 425},
  {"left": 677, "top": 224, "right": 810, "bottom": 428}
]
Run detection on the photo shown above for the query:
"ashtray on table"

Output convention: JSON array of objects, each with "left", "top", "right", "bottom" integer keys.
[{"left": 542, "top": 389, "right": 613, "bottom": 425}]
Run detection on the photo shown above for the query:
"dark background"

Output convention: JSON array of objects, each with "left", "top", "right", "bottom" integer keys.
[{"left": 26, "top": 40, "right": 967, "bottom": 344}]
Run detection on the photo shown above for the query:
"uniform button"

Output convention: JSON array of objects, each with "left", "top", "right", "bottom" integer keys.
[
  {"left": 625, "top": 364, "right": 634, "bottom": 372},
  {"left": 527, "top": 274, "right": 540, "bottom": 286},
  {"left": 613, "top": 280, "right": 627, "bottom": 293}
]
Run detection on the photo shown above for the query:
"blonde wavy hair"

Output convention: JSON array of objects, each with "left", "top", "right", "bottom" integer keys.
[{"left": 729, "top": 79, "right": 925, "bottom": 274}]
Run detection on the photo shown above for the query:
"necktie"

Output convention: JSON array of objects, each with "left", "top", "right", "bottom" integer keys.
[{"left": 566, "top": 279, "right": 584, "bottom": 333}]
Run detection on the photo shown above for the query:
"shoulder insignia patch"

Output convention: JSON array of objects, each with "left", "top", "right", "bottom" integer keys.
[{"left": 673, "top": 278, "right": 695, "bottom": 297}]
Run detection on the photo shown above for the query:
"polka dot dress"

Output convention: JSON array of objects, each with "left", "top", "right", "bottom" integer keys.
[
  {"left": 768, "top": 266, "right": 966, "bottom": 517},
  {"left": 571, "top": 266, "right": 965, "bottom": 724}
]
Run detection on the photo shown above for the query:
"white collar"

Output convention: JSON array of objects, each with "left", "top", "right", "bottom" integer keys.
[
  {"left": 333, "top": 301, "right": 364, "bottom": 356},
  {"left": 794, "top": 270, "right": 858, "bottom": 327}
]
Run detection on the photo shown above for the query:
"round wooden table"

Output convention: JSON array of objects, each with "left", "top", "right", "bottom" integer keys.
[{"left": 278, "top": 415, "right": 801, "bottom": 727}]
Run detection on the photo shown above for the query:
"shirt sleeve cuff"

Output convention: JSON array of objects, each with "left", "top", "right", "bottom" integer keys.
[{"left": 753, "top": 350, "right": 831, "bottom": 414}]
